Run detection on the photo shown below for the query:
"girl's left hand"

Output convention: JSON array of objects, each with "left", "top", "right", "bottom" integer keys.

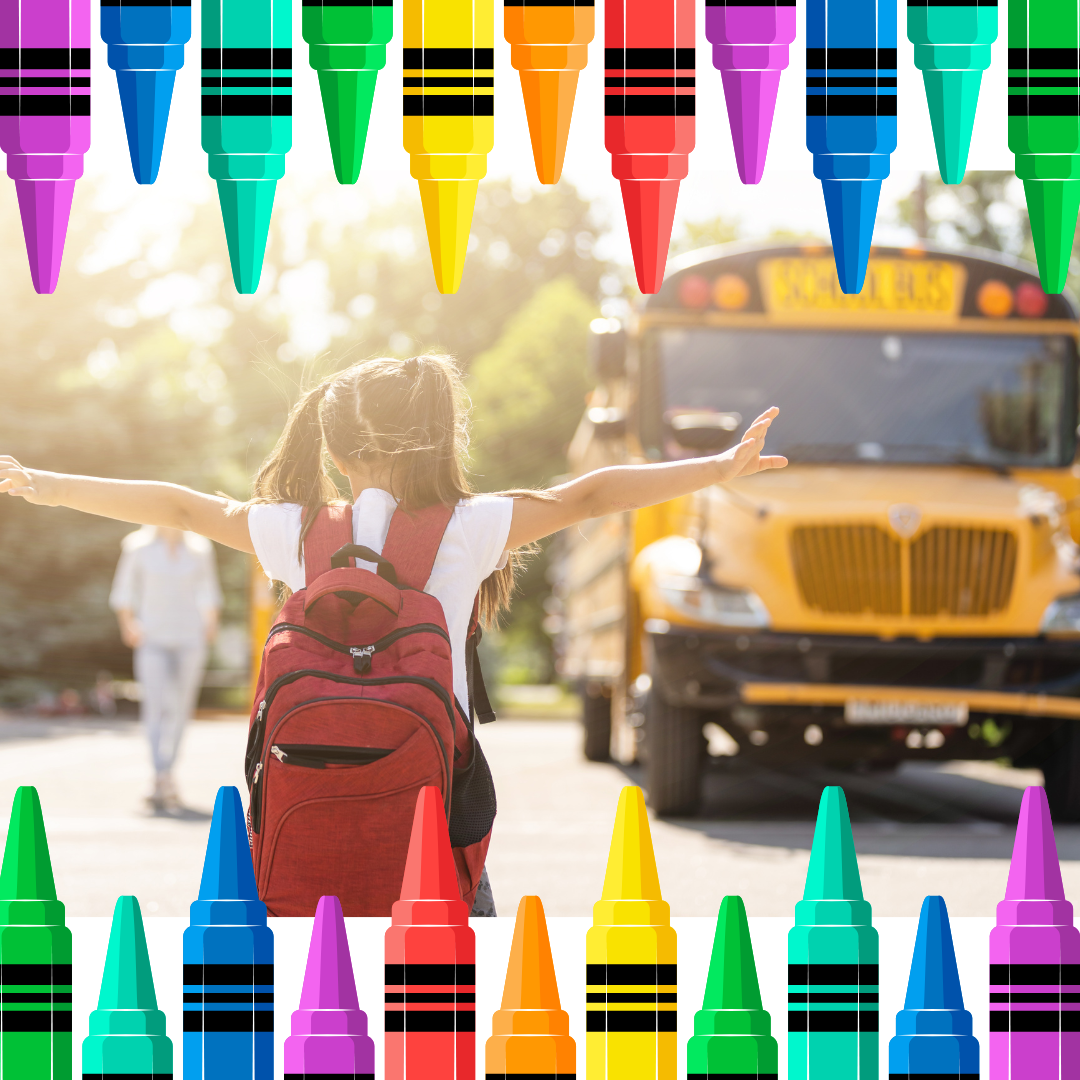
[{"left": 714, "top": 407, "right": 787, "bottom": 482}]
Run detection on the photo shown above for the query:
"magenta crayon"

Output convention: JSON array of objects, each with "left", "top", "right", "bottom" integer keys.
[
  {"left": 285, "top": 895, "right": 374, "bottom": 1080},
  {"left": 989, "top": 785, "right": 1080, "bottom": 1080},
  {"left": 0, "top": 0, "right": 91, "bottom": 294},
  {"left": 704, "top": 0, "right": 795, "bottom": 184}
]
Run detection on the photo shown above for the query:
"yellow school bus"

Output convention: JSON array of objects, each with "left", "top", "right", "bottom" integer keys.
[{"left": 559, "top": 242, "right": 1080, "bottom": 818}]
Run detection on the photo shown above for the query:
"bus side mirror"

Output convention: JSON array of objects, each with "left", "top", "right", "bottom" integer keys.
[
  {"left": 668, "top": 412, "right": 742, "bottom": 453},
  {"left": 588, "top": 406, "right": 627, "bottom": 440},
  {"left": 589, "top": 323, "right": 627, "bottom": 379}
]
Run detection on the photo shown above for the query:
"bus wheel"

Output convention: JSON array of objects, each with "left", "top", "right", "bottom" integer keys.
[
  {"left": 1043, "top": 721, "right": 1080, "bottom": 822},
  {"left": 582, "top": 688, "right": 612, "bottom": 762},
  {"left": 645, "top": 692, "right": 702, "bottom": 816}
]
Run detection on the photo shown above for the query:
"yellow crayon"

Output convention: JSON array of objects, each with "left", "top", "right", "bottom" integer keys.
[
  {"left": 586, "top": 786, "right": 677, "bottom": 1080},
  {"left": 402, "top": 0, "right": 493, "bottom": 293}
]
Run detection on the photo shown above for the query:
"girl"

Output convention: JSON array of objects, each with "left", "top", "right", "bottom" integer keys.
[{"left": 2, "top": 354, "right": 785, "bottom": 907}]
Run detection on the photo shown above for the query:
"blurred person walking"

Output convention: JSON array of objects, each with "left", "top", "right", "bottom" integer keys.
[{"left": 110, "top": 526, "right": 222, "bottom": 811}]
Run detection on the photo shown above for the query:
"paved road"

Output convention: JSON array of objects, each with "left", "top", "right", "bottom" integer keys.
[{"left": 0, "top": 711, "right": 1074, "bottom": 917}]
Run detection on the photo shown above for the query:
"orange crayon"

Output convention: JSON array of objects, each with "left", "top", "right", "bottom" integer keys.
[{"left": 504, "top": 0, "right": 594, "bottom": 183}]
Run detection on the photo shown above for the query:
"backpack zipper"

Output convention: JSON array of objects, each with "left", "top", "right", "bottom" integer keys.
[
  {"left": 266, "top": 622, "right": 450, "bottom": 673},
  {"left": 269, "top": 743, "right": 394, "bottom": 768}
]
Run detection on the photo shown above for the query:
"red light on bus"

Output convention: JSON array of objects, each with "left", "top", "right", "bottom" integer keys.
[
  {"left": 976, "top": 279, "right": 1014, "bottom": 318},
  {"left": 713, "top": 273, "right": 750, "bottom": 311},
  {"left": 679, "top": 274, "right": 712, "bottom": 308},
  {"left": 1016, "top": 281, "right": 1049, "bottom": 318}
]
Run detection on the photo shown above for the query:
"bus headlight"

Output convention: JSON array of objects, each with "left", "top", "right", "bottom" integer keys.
[
  {"left": 655, "top": 574, "right": 770, "bottom": 628},
  {"left": 1041, "top": 593, "right": 1080, "bottom": 635}
]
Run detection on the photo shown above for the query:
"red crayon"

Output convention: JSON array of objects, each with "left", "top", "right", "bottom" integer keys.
[
  {"left": 605, "top": 0, "right": 694, "bottom": 294},
  {"left": 385, "top": 786, "right": 475, "bottom": 1080}
]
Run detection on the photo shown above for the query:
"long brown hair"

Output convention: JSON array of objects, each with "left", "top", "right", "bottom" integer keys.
[{"left": 249, "top": 354, "right": 548, "bottom": 625}]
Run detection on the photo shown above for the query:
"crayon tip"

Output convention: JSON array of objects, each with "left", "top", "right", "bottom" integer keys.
[
  {"left": 720, "top": 69, "right": 782, "bottom": 185},
  {"left": 0, "top": 786, "right": 57, "bottom": 901},
  {"left": 1004, "top": 786, "right": 1066, "bottom": 901},
  {"left": 519, "top": 69, "right": 580, "bottom": 184},
  {"left": 921, "top": 68, "right": 981, "bottom": 185},
  {"left": 702, "top": 896, "right": 763, "bottom": 1011},
  {"left": 115, "top": 69, "right": 178, "bottom": 185},
  {"left": 95, "top": 896, "right": 160, "bottom": 1012},
  {"left": 500, "top": 895, "right": 562, "bottom": 1011},
  {"left": 1022, "top": 179, "right": 1080, "bottom": 295},
  {"left": 14, "top": 179, "right": 76, "bottom": 294},
  {"left": 601, "top": 786, "right": 662, "bottom": 901},
  {"left": 299, "top": 895, "right": 361, "bottom": 1011},
  {"left": 399, "top": 786, "right": 461, "bottom": 902},
  {"left": 620, "top": 179, "right": 680, "bottom": 294},
  {"left": 315, "top": 68, "right": 377, "bottom": 185},
  {"left": 198, "top": 786, "right": 259, "bottom": 902},
  {"left": 820, "top": 179, "right": 881, "bottom": 294},
  {"left": 903, "top": 896, "right": 965, "bottom": 1011},
  {"left": 418, "top": 179, "right": 478, "bottom": 294},
  {"left": 215, "top": 179, "right": 277, "bottom": 294},
  {"left": 803, "top": 787, "right": 864, "bottom": 902}
]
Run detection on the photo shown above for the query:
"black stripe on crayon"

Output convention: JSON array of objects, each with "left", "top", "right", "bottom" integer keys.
[
  {"left": 402, "top": 94, "right": 492, "bottom": 115},
  {"left": 182, "top": 1010, "right": 274, "bottom": 1033},
  {"left": 806, "top": 94, "right": 896, "bottom": 115},
  {"left": 300, "top": 0, "right": 390, "bottom": 5},
  {"left": 285, "top": 1075, "right": 375, "bottom": 1080},
  {"left": 83, "top": 1075, "right": 175, "bottom": 1080},
  {"left": 706, "top": 0, "right": 794, "bottom": 5},
  {"left": 0, "top": 1011, "right": 74, "bottom": 1032},
  {"left": 687, "top": 1076, "right": 780, "bottom": 1080},
  {"left": 0, "top": 77, "right": 90, "bottom": 87},
  {"left": 201, "top": 48, "right": 291, "bottom": 70},
  {"left": 505, "top": 0, "right": 594, "bottom": 5},
  {"left": 1010, "top": 77, "right": 1080, "bottom": 87},
  {"left": 202, "top": 76, "right": 292, "bottom": 87},
  {"left": 991, "top": 993, "right": 1080, "bottom": 1003},
  {"left": 0, "top": 48, "right": 91, "bottom": 69},
  {"left": 586, "top": 964, "right": 678, "bottom": 984},
  {"left": 486, "top": 1076, "right": 577, "bottom": 1080},
  {"left": 385, "top": 964, "right": 477, "bottom": 985},
  {"left": 990, "top": 964, "right": 1080, "bottom": 985},
  {"left": 0, "top": 95, "right": 90, "bottom": 115},
  {"left": 1008, "top": 93, "right": 1079, "bottom": 115},
  {"left": 401, "top": 48, "right": 494, "bottom": 70},
  {"left": 604, "top": 48, "right": 694, "bottom": 70},
  {"left": 805, "top": 48, "right": 897, "bottom": 70},
  {"left": 603, "top": 91, "right": 695, "bottom": 114},
  {"left": 586, "top": 993, "right": 678, "bottom": 1003},
  {"left": 1007, "top": 48, "right": 1079, "bottom": 70},
  {"left": 605, "top": 77, "right": 695, "bottom": 88},
  {"left": 202, "top": 94, "right": 293, "bottom": 115},
  {"left": 402, "top": 77, "right": 494, "bottom": 87},
  {"left": 788, "top": 993, "right": 876, "bottom": 1003},
  {"left": 382, "top": 993, "right": 475, "bottom": 1003},
  {"left": 788, "top": 964, "right": 879, "bottom": 985},
  {"left": 384, "top": 1010, "right": 476, "bottom": 1032},
  {"left": 100, "top": 0, "right": 190, "bottom": 5},
  {"left": 990, "top": 1010, "right": 1080, "bottom": 1031},
  {"left": 183, "top": 963, "right": 274, "bottom": 985},
  {"left": 889, "top": 1076, "right": 979, "bottom": 1080},
  {"left": 183, "top": 993, "right": 275, "bottom": 1004},
  {"left": 584, "top": 1011, "right": 677, "bottom": 1032},
  {"left": 1, "top": 993, "right": 73, "bottom": 1004},
  {"left": 908, "top": 0, "right": 994, "bottom": 5},
  {"left": 0, "top": 964, "right": 72, "bottom": 985},
  {"left": 806, "top": 77, "right": 896, "bottom": 87},
  {"left": 788, "top": 1011, "right": 879, "bottom": 1032}
]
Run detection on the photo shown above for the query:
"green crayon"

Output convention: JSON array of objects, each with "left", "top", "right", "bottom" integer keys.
[
  {"left": 0, "top": 786, "right": 72, "bottom": 1080},
  {"left": 303, "top": 0, "right": 391, "bottom": 184},
  {"left": 1009, "top": 0, "right": 1080, "bottom": 293},
  {"left": 908, "top": 0, "right": 997, "bottom": 183},
  {"left": 687, "top": 896, "right": 777, "bottom": 1080},
  {"left": 202, "top": 0, "right": 292, "bottom": 293},
  {"left": 788, "top": 787, "right": 878, "bottom": 1080},
  {"left": 81, "top": 896, "right": 172, "bottom": 1080}
]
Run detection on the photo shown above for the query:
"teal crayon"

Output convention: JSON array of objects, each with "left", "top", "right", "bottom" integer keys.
[
  {"left": 0, "top": 786, "right": 72, "bottom": 1080},
  {"left": 788, "top": 786, "right": 878, "bottom": 1080},
  {"left": 201, "top": 0, "right": 292, "bottom": 293}
]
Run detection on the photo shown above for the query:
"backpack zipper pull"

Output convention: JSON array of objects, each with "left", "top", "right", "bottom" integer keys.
[
  {"left": 270, "top": 745, "right": 286, "bottom": 763},
  {"left": 350, "top": 645, "right": 375, "bottom": 673}
]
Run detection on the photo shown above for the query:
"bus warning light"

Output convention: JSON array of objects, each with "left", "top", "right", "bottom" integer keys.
[{"left": 976, "top": 279, "right": 1014, "bottom": 318}]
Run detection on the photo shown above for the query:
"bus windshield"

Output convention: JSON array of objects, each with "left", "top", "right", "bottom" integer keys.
[{"left": 645, "top": 328, "right": 1077, "bottom": 468}]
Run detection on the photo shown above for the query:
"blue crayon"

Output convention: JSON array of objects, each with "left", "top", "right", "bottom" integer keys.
[
  {"left": 101, "top": 0, "right": 191, "bottom": 183},
  {"left": 805, "top": 0, "right": 897, "bottom": 293},
  {"left": 889, "top": 896, "right": 978, "bottom": 1080},
  {"left": 183, "top": 786, "right": 273, "bottom": 1080}
]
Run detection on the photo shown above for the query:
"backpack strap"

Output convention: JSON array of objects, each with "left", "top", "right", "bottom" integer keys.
[
  {"left": 466, "top": 594, "right": 496, "bottom": 725},
  {"left": 301, "top": 504, "right": 354, "bottom": 588},
  {"left": 381, "top": 503, "right": 455, "bottom": 590}
]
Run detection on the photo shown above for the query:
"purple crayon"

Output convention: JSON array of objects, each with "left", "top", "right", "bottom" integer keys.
[
  {"left": 0, "top": 0, "right": 90, "bottom": 293},
  {"left": 284, "top": 894, "right": 375, "bottom": 1080},
  {"left": 989, "top": 785, "right": 1080, "bottom": 1080},
  {"left": 705, "top": 0, "right": 794, "bottom": 184}
]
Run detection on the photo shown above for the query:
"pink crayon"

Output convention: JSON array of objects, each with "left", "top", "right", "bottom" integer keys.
[
  {"left": 285, "top": 894, "right": 375, "bottom": 1080},
  {"left": 0, "top": 0, "right": 90, "bottom": 293},
  {"left": 989, "top": 785, "right": 1080, "bottom": 1080},
  {"left": 704, "top": 0, "right": 794, "bottom": 184}
]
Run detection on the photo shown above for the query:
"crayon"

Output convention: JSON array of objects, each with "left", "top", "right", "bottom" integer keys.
[
  {"left": 0, "top": 0, "right": 91, "bottom": 294},
  {"left": 788, "top": 786, "right": 878, "bottom": 1080},
  {"left": 284, "top": 894, "right": 375, "bottom": 1080},
  {"left": 403, "top": 0, "right": 493, "bottom": 294},
  {"left": 687, "top": 895, "right": 777, "bottom": 1080},
  {"left": 705, "top": 0, "right": 795, "bottom": 184},
  {"left": 989, "top": 785, "right": 1080, "bottom": 1080},
  {"left": 486, "top": 895, "right": 575, "bottom": 1080},
  {"left": 183, "top": 786, "right": 273, "bottom": 1080},
  {"left": 504, "top": 0, "right": 594, "bottom": 184},
  {"left": 906, "top": 0, "right": 995, "bottom": 184},
  {"left": 806, "top": 0, "right": 897, "bottom": 294},
  {"left": 101, "top": 0, "right": 192, "bottom": 184},
  {"left": 385, "top": 786, "right": 475, "bottom": 1080},
  {"left": 586, "top": 785, "right": 677, "bottom": 1080},
  {"left": 202, "top": 0, "right": 291, "bottom": 293},
  {"left": 1008, "top": 0, "right": 1080, "bottom": 294},
  {"left": 0, "top": 786, "right": 71, "bottom": 1080},
  {"left": 605, "top": 0, "right": 695, "bottom": 294},
  {"left": 889, "top": 895, "right": 977, "bottom": 1080},
  {"left": 82, "top": 895, "right": 173, "bottom": 1079},
  {"left": 303, "top": 0, "right": 391, "bottom": 184}
]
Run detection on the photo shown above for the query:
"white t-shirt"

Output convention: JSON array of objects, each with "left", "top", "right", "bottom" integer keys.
[{"left": 248, "top": 489, "right": 514, "bottom": 709}]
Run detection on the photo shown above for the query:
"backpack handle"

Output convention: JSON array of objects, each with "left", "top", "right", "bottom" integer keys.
[
  {"left": 331, "top": 543, "right": 399, "bottom": 585},
  {"left": 303, "top": 568, "right": 402, "bottom": 615}
]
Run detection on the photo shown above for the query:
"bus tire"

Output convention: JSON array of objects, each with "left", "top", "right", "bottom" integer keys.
[
  {"left": 645, "top": 693, "right": 702, "bottom": 816},
  {"left": 581, "top": 689, "right": 612, "bottom": 762},
  {"left": 1043, "top": 721, "right": 1080, "bottom": 822}
]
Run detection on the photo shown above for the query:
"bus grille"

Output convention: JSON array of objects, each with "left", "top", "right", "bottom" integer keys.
[{"left": 791, "top": 524, "right": 1017, "bottom": 618}]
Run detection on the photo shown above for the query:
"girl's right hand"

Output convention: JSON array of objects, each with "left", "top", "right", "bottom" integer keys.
[{"left": 0, "top": 456, "right": 55, "bottom": 505}]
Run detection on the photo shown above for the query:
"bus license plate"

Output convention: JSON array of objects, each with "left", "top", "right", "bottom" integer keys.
[{"left": 845, "top": 699, "right": 969, "bottom": 726}]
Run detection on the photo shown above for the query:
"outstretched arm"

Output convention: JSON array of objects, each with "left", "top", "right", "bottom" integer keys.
[
  {"left": 505, "top": 407, "right": 786, "bottom": 549},
  {"left": 0, "top": 457, "right": 254, "bottom": 553}
]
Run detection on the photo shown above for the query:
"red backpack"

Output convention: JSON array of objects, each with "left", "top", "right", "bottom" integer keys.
[{"left": 244, "top": 502, "right": 497, "bottom": 916}]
